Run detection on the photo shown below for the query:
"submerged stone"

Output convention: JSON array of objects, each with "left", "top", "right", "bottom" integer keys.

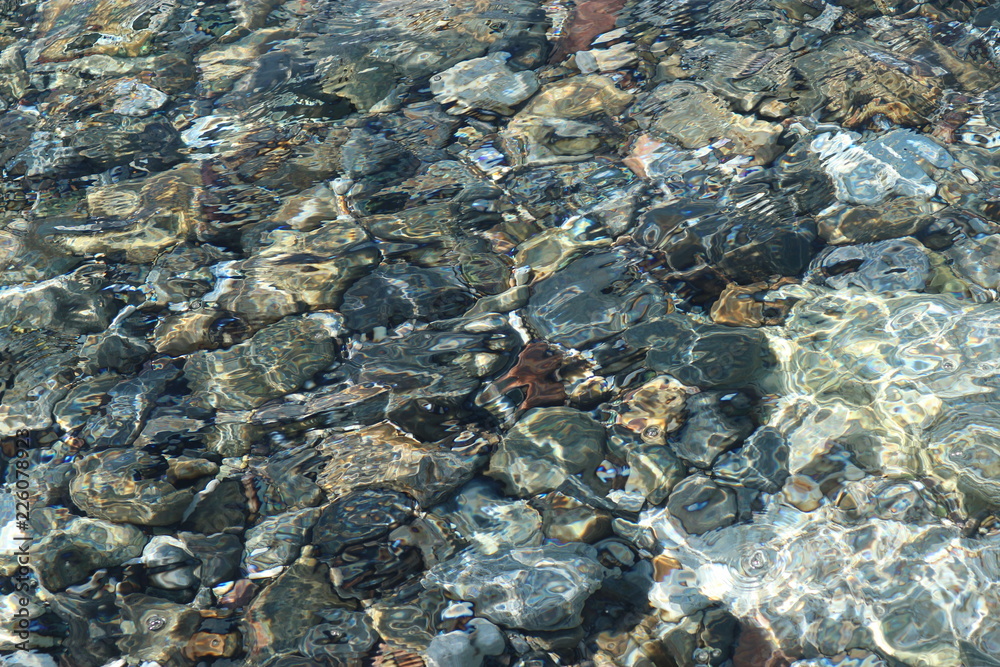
[
  {"left": 525, "top": 250, "right": 672, "bottom": 349},
  {"left": 811, "top": 237, "right": 931, "bottom": 292},
  {"left": 431, "top": 52, "right": 539, "bottom": 116},
  {"left": 811, "top": 130, "right": 953, "bottom": 206},
  {"left": 633, "top": 82, "right": 783, "bottom": 164},
  {"left": 33, "top": 513, "right": 146, "bottom": 591},
  {"left": 315, "top": 421, "right": 483, "bottom": 506},
  {"left": 488, "top": 406, "right": 606, "bottom": 497},
  {"left": 670, "top": 391, "right": 755, "bottom": 469},
  {"left": 184, "top": 313, "right": 341, "bottom": 410},
  {"left": 9, "top": 0, "right": 1000, "bottom": 664},
  {"left": 713, "top": 426, "right": 791, "bottom": 495},
  {"left": 423, "top": 544, "right": 607, "bottom": 631},
  {"left": 242, "top": 507, "right": 321, "bottom": 578},
  {"left": 69, "top": 450, "right": 194, "bottom": 527},
  {"left": 666, "top": 475, "right": 738, "bottom": 535}
]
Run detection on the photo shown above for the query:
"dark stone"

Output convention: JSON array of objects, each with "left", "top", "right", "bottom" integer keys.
[
  {"left": 635, "top": 198, "right": 816, "bottom": 283},
  {"left": 79, "top": 331, "right": 153, "bottom": 374},
  {"left": 590, "top": 314, "right": 696, "bottom": 375},
  {"left": 340, "top": 315, "right": 520, "bottom": 440},
  {"left": 28, "top": 114, "right": 183, "bottom": 179},
  {"left": 667, "top": 475, "right": 737, "bottom": 535},
  {"left": 700, "top": 607, "right": 740, "bottom": 666},
  {"left": 50, "top": 583, "right": 121, "bottom": 667},
  {"left": 340, "top": 263, "right": 476, "bottom": 332},
  {"left": 255, "top": 445, "right": 327, "bottom": 515},
  {"left": 340, "top": 129, "right": 419, "bottom": 192},
  {"left": 670, "top": 391, "right": 755, "bottom": 469},
  {"left": 591, "top": 315, "right": 774, "bottom": 388},
  {"left": 181, "top": 532, "right": 243, "bottom": 587},
  {"left": 181, "top": 479, "right": 249, "bottom": 535},
  {"left": 713, "top": 426, "right": 791, "bottom": 494},
  {"left": 525, "top": 250, "right": 673, "bottom": 350},
  {"left": 313, "top": 488, "right": 417, "bottom": 558},
  {"left": 80, "top": 361, "right": 182, "bottom": 450},
  {"left": 647, "top": 328, "right": 774, "bottom": 389}
]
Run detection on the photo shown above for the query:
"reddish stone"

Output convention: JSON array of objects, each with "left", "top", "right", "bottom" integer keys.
[
  {"left": 550, "top": 0, "right": 626, "bottom": 64},
  {"left": 493, "top": 341, "right": 566, "bottom": 410}
]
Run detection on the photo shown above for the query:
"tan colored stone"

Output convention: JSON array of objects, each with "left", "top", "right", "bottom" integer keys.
[{"left": 523, "top": 74, "right": 633, "bottom": 118}]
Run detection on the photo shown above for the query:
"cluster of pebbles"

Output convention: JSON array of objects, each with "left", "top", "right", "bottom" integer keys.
[{"left": 4, "top": 0, "right": 1000, "bottom": 666}]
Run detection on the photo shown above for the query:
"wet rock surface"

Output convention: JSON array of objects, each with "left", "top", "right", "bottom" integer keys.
[
  {"left": 666, "top": 475, "right": 738, "bottom": 535},
  {"left": 423, "top": 543, "right": 608, "bottom": 631},
  {"left": 488, "top": 406, "right": 607, "bottom": 496},
  {"left": 6, "top": 0, "right": 1000, "bottom": 665},
  {"left": 524, "top": 250, "right": 673, "bottom": 349},
  {"left": 811, "top": 236, "right": 932, "bottom": 292},
  {"left": 32, "top": 512, "right": 147, "bottom": 591},
  {"left": 68, "top": 449, "right": 196, "bottom": 527}
]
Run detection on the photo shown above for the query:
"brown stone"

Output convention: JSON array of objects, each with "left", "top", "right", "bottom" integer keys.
[
  {"left": 183, "top": 631, "right": 241, "bottom": 660},
  {"left": 710, "top": 280, "right": 799, "bottom": 328},
  {"left": 549, "top": 0, "right": 626, "bottom": 64},
  {"left": 523, "top": 75, "right": 633, "bottom": 118},
  {"left": 490, "top": 341, "right": 566, "bottom": 411}
]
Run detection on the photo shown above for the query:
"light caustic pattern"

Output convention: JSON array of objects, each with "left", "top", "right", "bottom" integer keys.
[{"left": 645, "top": 285, "right": 1000, "bottom": 666}]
